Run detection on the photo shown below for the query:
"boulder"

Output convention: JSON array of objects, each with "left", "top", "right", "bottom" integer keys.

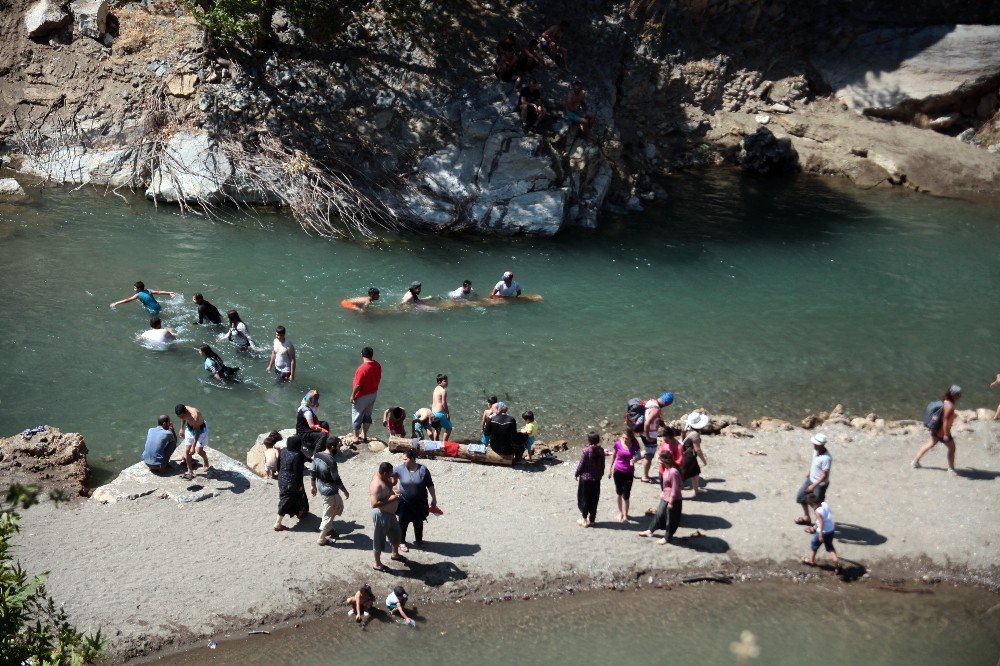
[
  {"left": 813, "top": 25, "right": 1000, "bottom": 120},
  {"left": 501, "top": 189, "right": 567, "bottom": 235},
  {"left": 750, "top": 417, "right": 794, "bottom": 432},
  {"left": 24, "top": 0, "right": 69, "bottom": 38},
  {"left": 800, "top": 414, "right": 822, "bottom": 429},
  {"left": 69, "top": 0, "right": 107, "bottom": 39},
  {"left": 0, "top": 178, "right": 26, "bottom": 197},
  {"left": 246, "top": 428, "right": 293, "bottom": 477},
  {"left": 92, "top": 447, "right": 260, "bottom": 503},
  {"left": 0, "top": 426, "right": 89, "bottom": 497},
  {"left": 720, "top": 425, "right": 754, "bottom": 438},
  {"left": 146, "top": 131, "right": 232, "bottom": 203},
  {"left": 19, "top": 145, "right": 142, "bottom": 187},
  {"left": 166, "top": 72, "right": 199, "bottom": 98},
  {"left": 739, "top": 126, "right": 799, "bottom": 175}
]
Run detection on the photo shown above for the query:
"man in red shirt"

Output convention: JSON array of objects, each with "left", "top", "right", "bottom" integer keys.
[{"left": 352, "top": 346, "right": 382, "bottom": 442}]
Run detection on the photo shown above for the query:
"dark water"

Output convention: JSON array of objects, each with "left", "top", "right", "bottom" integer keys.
[
  {"left": 0, "top": 171, "right": 998, "bottom": 482},
  {"left": 147, "top": 581, "right": 1000, "bottom": 665}
]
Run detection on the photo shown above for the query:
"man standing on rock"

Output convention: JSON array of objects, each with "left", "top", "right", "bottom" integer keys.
[
  {"left": 142, "top": 415, "right": 177, "bottom": 474},
  {"left": 795, "top": 433, "right": 831, "bottom": 525},
  {"left": 352, "top": 347, "right": 382, "bottom": 442},
  {"left": 311, "top": 436, "right": 350, "bottom": 546},
  {"left": 174, "top": 404, "right": 210, "bottom": 480},
  {"left": 432, "top": 374, "right": 452, "bottom": 442},
  {"left": 266, "top": 325, "right": 296, "bottom": 383}
]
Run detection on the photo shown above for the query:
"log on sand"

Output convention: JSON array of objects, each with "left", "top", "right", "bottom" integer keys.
[{"left": 387, "top": 437, "right": 513, "bottom": 466}]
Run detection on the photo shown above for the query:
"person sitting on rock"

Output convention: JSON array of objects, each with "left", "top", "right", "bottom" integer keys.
[
  {"left": 495, "top": 32, "right": 520, "bottom": 91},
  {"left": 565, "top": 80, "right": 594, "bottom": 136},
  {"left": 540, "top": 20, "right": 570, "bottom": 68},
  {"left": 515, "top": 38, "right": 545, "bottom": 87},
  {"left": 484, "top": 402, "right": 520, "bottom": 462},
  {"left": 142, "top": 414, "right": 178, "bottom": 474},
  {"left": 519, "top": 79, "right": 547, "bottom": 130},
  {"left": 137, "top": 316, "right": 177, "bottom": 346}
]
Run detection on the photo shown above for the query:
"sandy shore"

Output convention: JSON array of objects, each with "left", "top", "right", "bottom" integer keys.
[{"left": 14, "top": 418, "right": 1000, "bottom": 662}]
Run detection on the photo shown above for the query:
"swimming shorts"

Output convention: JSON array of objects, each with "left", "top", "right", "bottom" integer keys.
[
  {"left": 184, "top": 422, "right": 208, "bottom": 449},
  {"left": 433, "top": 411, "right": 452, "bottom": 431}
]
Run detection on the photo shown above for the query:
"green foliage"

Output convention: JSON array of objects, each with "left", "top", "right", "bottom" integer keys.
[{"left": 0, "top": 484, "right": 103, "bottom": 665}]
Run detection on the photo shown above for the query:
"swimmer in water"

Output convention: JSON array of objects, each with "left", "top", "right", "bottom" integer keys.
[
  {"left": 111, "top": 281, "right": 176, "bottom": 314},
  {"left": 491, "top": 271, "right": 521, "bottom": 299},
  {"left": 199, "top": 344, "right": 239, "bottom": 382},
  {"left": 401, "top": 281, "right": 432, "bottom": 305},
  {"left": 345, "top": 287, "right": 380, "bottom": 311},
  {"left": 448, "top": 280, "right": 477, "bottom": 300},
  {"left": 137, "top": 316, "right": 177, "bottom": 345}
]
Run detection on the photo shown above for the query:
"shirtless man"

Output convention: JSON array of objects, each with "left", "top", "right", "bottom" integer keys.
[
  {"left": 174, "top": 403, "right": 210, "bottom": 479},
  {"left": 565, "top": 80, "right": 594, "bottom": 136},
  {"left": 540, "top": 20, "right": 570, "bottom": 68},
  {"left": 346, "top": 288, "right": 380, "bottom": 311},
  {"left": 432, "top": 374, "right": 452, "bottom": 441},
  {"left": 912, "top": 385, "right": 962, "bottom": 473}
]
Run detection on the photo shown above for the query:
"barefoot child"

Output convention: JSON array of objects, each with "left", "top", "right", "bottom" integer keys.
[
  {"left": 382, "top": 407, "right": 407, "bottom": 437},
  {"left": 345, "top": 583, "right": 375, "bottom": 622},
  {"left": 387, "top": 585, "right": 415, "bottom": 626},
  {"left": 802, "top": 493, "right": 840, "bottom": 568},
  {"left": 262, "top": 431, "right": 282, "bottom": 479},
  {"left": 521, "top": 411, "right": 537, "bottom": 461}
]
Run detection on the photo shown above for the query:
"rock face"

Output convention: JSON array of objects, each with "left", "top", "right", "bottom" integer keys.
[
  {"left": 814, "top": 25, "right": 1000, "bottom": 120},
  {"left": 69, "top": 0, "right": 107, "bottom": 40},
  {"left": 738, "top": 127, "right": 799, "bottom": 174},
  {"left": 19, "top": 145, "right": 143, "bottom": 187},
  {"left": 146, "top": 131, "right": 231, "bottom": 203},
  {"left": 24, "top": 0, "right": 69, "bottom": 38},
  {"left": 0, "top": 427, "right": 89, "bottom": 497},
  {"left": 0, "top": 178, "right": 26, "bottom": 197},
  {"left": 92, "top": 446, "right": 260, "bottom": 503}
]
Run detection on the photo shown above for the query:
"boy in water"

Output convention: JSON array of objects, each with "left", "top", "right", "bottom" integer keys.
[
  {"left": 432, "top": 374, "right": 452, "bottom": 441},
  {"left": 346, "top": 287, "right": 380, "bottom": 311},
  {"left": 111, "top": 281, "right": 176, "bottom": 314},
  {"left": 174, "top": 403, "right": 211, "bottom": 479},
  {"left": 382, "top": 406, "right": 407, "bottom": 437},
  {"left": 801, "top": 493, "right": 840, "bottom": 569}
]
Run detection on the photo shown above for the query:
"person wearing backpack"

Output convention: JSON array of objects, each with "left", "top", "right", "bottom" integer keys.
[
  {"left": 912, "top": 385, "right": 962, "bottom": 474},
  {"left": 626, "top": 392, "right": 673, "bottom": 483}
]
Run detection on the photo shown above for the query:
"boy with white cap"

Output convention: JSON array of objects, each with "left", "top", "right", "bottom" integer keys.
[
  {"left": 491, "top": 271, "right": 521, "bottom": 299},
  {"left": 795, "top": 433, "right": 831, "bottom": 525}
]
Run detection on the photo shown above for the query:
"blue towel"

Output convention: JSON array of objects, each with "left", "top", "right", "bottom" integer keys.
[{"left": 21, "top": 425, "right": 45, "bottom": 437}]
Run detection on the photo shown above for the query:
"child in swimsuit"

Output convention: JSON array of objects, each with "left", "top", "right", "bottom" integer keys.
[{"left": 262, "top": 431, "right": 282, "bottom": 479}]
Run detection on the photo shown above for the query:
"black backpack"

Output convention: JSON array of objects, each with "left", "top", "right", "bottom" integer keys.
[
  {"left": 626, "top": 398, "right": 646, "bottom": 432},
  {"left": 923, "top": 400, "right": 945, "bottom": 431}
]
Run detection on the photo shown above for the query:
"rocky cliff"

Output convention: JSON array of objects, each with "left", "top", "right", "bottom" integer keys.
[
  {"left": 1, "top": 0, "right": 998, "bottom": 237},
  {"left": 0, "top": 426, "right": 90, "bottom": 497}
]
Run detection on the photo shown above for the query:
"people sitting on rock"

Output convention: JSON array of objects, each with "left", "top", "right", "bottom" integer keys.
[
  {"left": 518, "top": 79, "right": 546, "bottom": 130},
  {"left": 495, "top": 32, "right": 520, "bottom": 90},
  {"left": 198, "top": 344, "right": 240, "bottom": 383},
  {"left": 142, "top": 414, "right": 177, "bottom": 474},
  {"left": 137, "top": 316, "right": 176, "bottom": 346},
  {"left": 402, "top": 281, "right": 431, "bottom": 305},
  {"left": 383, "top": 406, "right": 407, "bottom": 437},
  {"left": 411, "top": 407, "right": 441, "bottom": 441},
  {"left": 484, "top": 402, "right": 520, "bottom": 461},
  {"left": 192, "top": 293, "right": 223, "bottom": 325},
  {"left": 175, "top": 403, "right": 211, "bottom": 480},
  {"left": 111, "top": 280, "right": 176, "bottom": 314},
  {"left": 296, "top": 389, "right": 330, "bottom": 459},
  {"left": 540, "top": 20, "right": 570, "bottom": 68},
  {"left": 491, "top": 271, "right": 522, "bottom": 299},
  {"left": 515, "top": 38, "right": 545, "bottom": 89},
  {"left": 565, "top": 80, "right": 594, "bottom": 136},
  {"left": 346, "top": 287, "right": 380, "bottom": 311},
  {"left": 224, "top": 309, "right": 257, "bottom": 351},
  {"left": 448, "top": 280, "right": 477, "bottom": 300}
]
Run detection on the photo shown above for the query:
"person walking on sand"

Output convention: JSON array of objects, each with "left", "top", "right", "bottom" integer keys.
[
  {"left": 370, "top": 462, "right": 404, "bottom": 572},
  {"left": 394, "top": 448, "right": 438, "bottom": 552},
  {"left": 912, "top": 385, "right": 962, "bottom": 473},
  {"left": 795, "top": 434, "right": 831, "bottom": 525},
  {"left": 311, "top": 436, "right": 350, "bottom": 546},
  {"left": 432, "top": 374, "right": 452, "bottom": 441},
  {"left": 174, "top": 403, "right": 210, "bottom": 479},
  {"left": 110, "top": 280, "right": 176, "bottom": 314},
  {"left": 266, "top": 325, "right": 296, "bottom": 383},
  {"left": 574, "top": 432, "right": 605, "bottom": 527},
  {"left": 274, "top": 434, "right": 309, "bottom": 531},
  {"left": 142, "top": 415, "right": 177, "bottom": 474},
  {"left": 639, "top": 392, "right": 673, "bottom": 483},
  {"left": 801, "top": 493, "right": 840, "bottom": 569},
  {"left": 681, "top": 411, "right": 710, "bottom": 498},
  {"left": 192, "top": 293, "right": 222, "bottom": 325},
  {"left": 351, "top": 347, "right": 382, "bottom": 442},
  {"left": 638, "top": 451, "right": 683, "bottom": 544},
  {"left": 608, "top": 429, "right": 641, "bottom": 522}
]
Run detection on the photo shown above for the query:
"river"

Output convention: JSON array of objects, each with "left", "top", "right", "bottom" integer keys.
[{"left": 0, "top": 171, "right": 998, "bottom": 482}]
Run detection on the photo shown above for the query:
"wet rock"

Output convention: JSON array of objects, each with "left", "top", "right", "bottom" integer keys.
[
  {"left": 0, "top": 426, "right": 89, "bottom": 497},
  {"left": 146, "top": 131, "right": 232, "bottom": 203},
  {"left": 25, "top": 0, "right": 70, "bottom": 39},
  {"left": 19, "top": 145, "right": 141, "bottom": 187},
  {"left": 69, "top": 0, "right": 108, "bottom": 40},
  {"left": 0, "top": 178, "right": 26, "bottom": 197}
]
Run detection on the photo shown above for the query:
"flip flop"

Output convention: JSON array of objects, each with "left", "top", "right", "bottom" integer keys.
[
  {"left": 390, "top": 555, "right": 407, "bottom": 563},
  {"left": 794, "top": 517, "right": 811, "bottom": 525},
  {"left": 273, "top": 524, "right": 288, "bottom": 532},
  {"left": 800, "top": 557, "right": 816, "bottom": 567}
]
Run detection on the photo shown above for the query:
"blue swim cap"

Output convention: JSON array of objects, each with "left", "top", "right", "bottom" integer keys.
[{"left": 660, "top": 392, "right": 674, "bottom": 406}]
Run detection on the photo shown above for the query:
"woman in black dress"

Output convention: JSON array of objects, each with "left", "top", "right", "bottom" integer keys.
[{"left": 274, "top": 434, "right": 310, "bottom": 531}]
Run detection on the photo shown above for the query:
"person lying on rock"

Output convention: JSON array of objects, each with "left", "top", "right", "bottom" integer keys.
[
  {"left": 518, "top": 79, "right": 546, "bottom": 130},
  {"left": 142, "top": 414, "right": 177, "bottom": 474},
  {"left": 540, "top": 20, "right": 570, "bottom": 68},
  {"left": 565, "top": 80, "right": 594, "bottom": 136},
  {"left": 111, "top": 280, "right": 176, "bottom": 315}
]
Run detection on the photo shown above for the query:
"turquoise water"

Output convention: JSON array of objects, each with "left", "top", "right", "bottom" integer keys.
[
  {"left": 0, "top": 172, "right": 998, "bottom": 482},
  {"left": 148, "top": 581, "right": 1000, "bottom": 665}
]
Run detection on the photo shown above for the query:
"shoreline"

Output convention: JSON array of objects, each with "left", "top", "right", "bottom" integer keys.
[{"left": 13, "top": 418, "right": 1000, "bottom": 663}]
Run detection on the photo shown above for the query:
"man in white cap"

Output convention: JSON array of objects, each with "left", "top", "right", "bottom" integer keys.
[
  {"left": 795, "top": 433, "right": 831, "bottom": 525},
  {"left": 491, "top": 271, "right": 521, "bottom": 299}
]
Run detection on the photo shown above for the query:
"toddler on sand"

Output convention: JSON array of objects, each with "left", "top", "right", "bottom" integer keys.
[{"left": 521, "top": 411, "right": 537, "bottom": 461}]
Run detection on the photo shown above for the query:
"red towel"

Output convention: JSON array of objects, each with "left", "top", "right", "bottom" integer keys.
[{"left": 443, "top": 441, "right": 461, "bottom": 457}]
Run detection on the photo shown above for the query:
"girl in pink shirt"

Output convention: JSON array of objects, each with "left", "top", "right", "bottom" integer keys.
[
  {"left": 607, "top": 430, "right": 641, "bottom": 522},
  {"left": 657, "top": 425, "right": 684, "bottom": 478},
  {"left": 638, "top": 451, "right": 683, "bottom": 544}
]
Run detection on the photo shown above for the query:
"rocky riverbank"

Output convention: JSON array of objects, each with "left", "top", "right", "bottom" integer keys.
[
  {"left": 11, "top": 413, "right": 999, "bottom": 662},
  {"left": 1, "top": 0, "right": 998, "bottom": 237}
]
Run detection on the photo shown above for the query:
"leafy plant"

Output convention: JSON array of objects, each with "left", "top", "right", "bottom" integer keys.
[{"left": 0, "top": 484, "right": 103, "bottom": 665}]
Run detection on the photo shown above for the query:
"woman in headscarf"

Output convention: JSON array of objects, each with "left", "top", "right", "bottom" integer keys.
[
  {"left": 273, "top": 434, "right": 309, "bottom": 531},
  {"left": 296, "top": 390, "right": 330, "bottom": 459}
]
